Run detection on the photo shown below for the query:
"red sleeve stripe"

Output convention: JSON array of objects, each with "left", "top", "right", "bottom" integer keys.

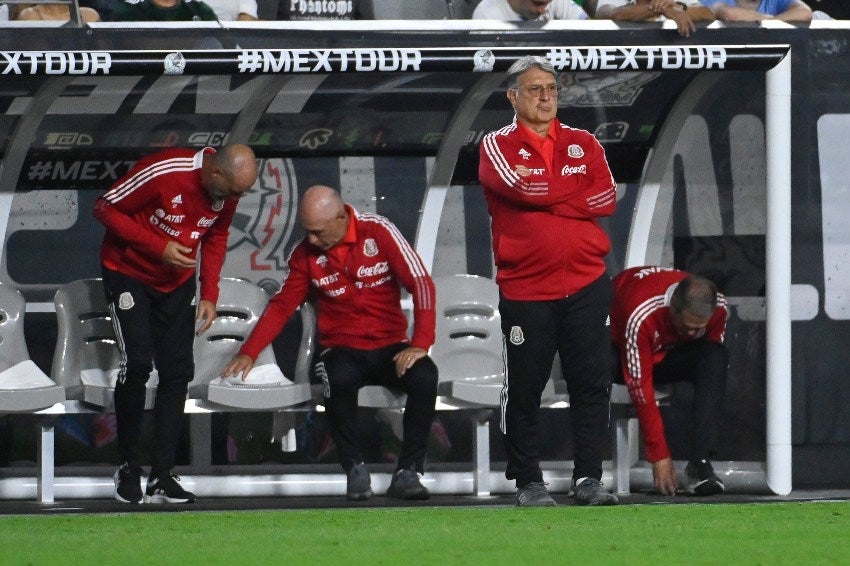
[
  {"left": 359, "top": 212, "right": 434, "bottom": 311},
  {"left": 623, "top": 294, "right": 666, "bottom": 405},
  {"left": 586, "top": 187, "right": 617, "bottom": 208},
  {"left": 481, "top": 124, "right": 525, "bottom": 188},
  {"left": 103, "top": 157, "right": 195, "bottom": 203}
]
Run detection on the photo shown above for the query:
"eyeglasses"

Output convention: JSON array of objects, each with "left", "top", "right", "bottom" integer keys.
[{"left": 514, "top": 84, "right": 560, "bottom": 98}]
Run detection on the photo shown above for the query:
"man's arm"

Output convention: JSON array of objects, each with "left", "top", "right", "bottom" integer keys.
[
  {"left": 479, "top": 132, "right": 575, "bottom": 210},
  {"left": 550, "top": 134, "right": 617, "bottom": 219},
  {"left": 596, "top": 0, "right": 713, "bottom": 36},
  {"left": 376, "top": 221, "right": 436, "bottom": 352},
  {"left": 232, "top": 245, "right": 312, "bottom": 367},
  {"left": 596, "top": 0, "right": 665, "bottom": 21},
  {"left": 93, "top": 154, "right": 172, "bottom": 261},
  {"left": 774, "top": 0, "right": 812, "bottom": 21},
  {"left": 197, "top": 202, "right": 234, "bottom": 305},
  {"left": 621, "top": 326, "right": 672, "bottom": 464}
]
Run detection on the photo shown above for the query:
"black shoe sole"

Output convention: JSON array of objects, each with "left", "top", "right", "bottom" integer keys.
[
  {"left": 687, "top": 478, "right": 725, "bottom": 496},
  {"left": 144, "top": 495, "right": 196, "bottom": 504},
  {"left": 575, "top": 499, "right": 618, "bottom": 506},
  {"left": 346, "top": 489, "right": 374, "bottom": 501},
  {"left": 386, "top": 489, "right": 430, "bottom": 501},
  {"left": 115, "top": 493, "right": 142, "bottom": 504}
]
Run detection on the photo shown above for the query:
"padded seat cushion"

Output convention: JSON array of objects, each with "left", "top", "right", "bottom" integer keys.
[{"left": 0, "top": 360, "right": 57, "bottom": 389}]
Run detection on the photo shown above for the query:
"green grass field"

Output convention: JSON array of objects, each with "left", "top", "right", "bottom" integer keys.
[{"left": 1, "top": 502, "right": 847, "bottom": 564}]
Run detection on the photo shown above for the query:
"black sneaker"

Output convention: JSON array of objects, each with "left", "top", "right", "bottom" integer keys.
[
  {"left": 144, "top": 473, "right": 196, "bottom": 504},
  {"left": 516, "top": 482, "right": 556, "bottom": 507},
  {"left": 685, "top": 459, "right": 725, "bottom": 496},
  {"left": 114, "top": 463, "right": 144, "bottom": 504},
  {"left": 346, "top": 462, "right": 373, "bottom": 501},
  {"left": 385, "top": 468, "right": 430, "bottom": 500},
  {"left": 572, "top": 477, "right": 618, "bottom": 506}
]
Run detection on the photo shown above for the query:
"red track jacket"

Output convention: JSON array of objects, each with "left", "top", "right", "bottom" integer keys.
[
  {"left": 93, "top": 147, "right": 235, "bottom": 304},
  {"left": 239, "top": 205, "right": 436, "bottom": 360},
  {"left": 478, "top": 118, "right": 617, "bottom": 300},
  {"left": 611, "top": 266, "right": 727, "bottom": 462}
]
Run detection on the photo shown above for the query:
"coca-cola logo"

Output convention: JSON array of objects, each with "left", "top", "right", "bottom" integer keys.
[{"left": 357, "top": 261, "right": 389, "bottom": 278}]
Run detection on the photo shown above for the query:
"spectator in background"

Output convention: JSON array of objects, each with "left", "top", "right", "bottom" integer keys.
[
  {"left": 803, "top": 0, "right": 849, "bottom": 19},
  {"left": 220, "top": 185, "right": 438, "bottom": 502},
  {"left": 575, "top": 0, "right": 599, "bottom": 16},
  {"left": 478, "top": 56, "right": 618, "bottom": 507},
  {"left": 205, "top": 0, "right": 258, "bottom": 19},
  {"left": 110, "top": 0, "right": 218, "bottom": 21},
  {"left": 595, "top": 0, "right": 715, "bottom": 37},
  {"left": 610, "top": 266, "right": 728, "bottom": 496},
  {"left": 11, "top": 2, "right": 101, "bottom": 21},
  {"left": 473, "top": 0, "right": 588, "bottom": 20},
  {"left": 700, "top": 0, "right": 812, "bottom": 21},
  {"left": 278, "top": 0, "right": 362, "bottom": 19}
]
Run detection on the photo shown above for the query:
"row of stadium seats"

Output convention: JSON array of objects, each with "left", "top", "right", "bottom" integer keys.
[{"left": 0, "top": 275, "right": 652, "bottom": 501}]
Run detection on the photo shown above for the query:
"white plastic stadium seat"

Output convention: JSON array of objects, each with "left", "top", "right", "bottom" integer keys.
[
  {"left": 431, "top": 274, "right": 504, "bottom": 405},
  {"left": 190, "top": 278, "right": 311, "bottom": 410},
  {"left": 0, "top": 283, "right": 65, "bottom": 413},
  {"left": 52, "top": 278, "right": 158, "bottom": 410}
]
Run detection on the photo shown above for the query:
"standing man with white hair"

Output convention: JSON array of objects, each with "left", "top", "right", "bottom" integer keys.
[{"left": 479, "top": 55, "right": 619, "bottom": 507}]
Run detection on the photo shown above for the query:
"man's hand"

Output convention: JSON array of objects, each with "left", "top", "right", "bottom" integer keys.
[
  {"left": 717, "top": 6, "right": 766, "bottom": 21},
  {"left": 392, "top": 346, "right": 428, "bottom": 377},
  {"left": 162, "top": 241, "right": 197, "bottom": 269},
  {"left": 221, "top": 354, "right": 256, "bottom": 381},
  {"left": 652, "top": 457, "right": 679, "bottom": 495},
  {"left": 650, "top": 0, "right": 698, "bottom": 37},
  {"left": 195, "top": 300, "right": 216, "bottom": 336}
]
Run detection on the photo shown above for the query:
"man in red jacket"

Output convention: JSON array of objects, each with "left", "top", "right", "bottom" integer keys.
[
  {"left": 610, "top": 266, "right": 728, "bottom": 496},
  {"left": 94, "top": 143, "right": 258, "bottom": 504},
  {"left": 221, "top": 184, "right": 438, "bottom": 501},
  {"left": 479, "top": 55, "right": 618, "bottom": 506}
]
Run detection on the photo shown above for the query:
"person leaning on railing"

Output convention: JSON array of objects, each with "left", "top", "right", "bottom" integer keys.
[
  {"left": 699, "top": 0, "right": 812, "bottom": 22},
  {"left": 594, "top": 0, "right": 715, "bottom": 38},
  {"left": 472, "top": 0, "right": 588, "bottom": 21},
  {"left": 10, "top": 2, "right": 101, "bottom": 22},
  {"left": 109, "top": 0, "right": 218, "bottom": 21}
]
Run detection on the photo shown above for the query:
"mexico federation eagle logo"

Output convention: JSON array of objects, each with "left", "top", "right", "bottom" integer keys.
[
  {"left": 509, "top": 326, "right": 525, "bottom": 346},
  {"left": 363, "top": 238, "right": 378, "bottom": 257},
  {"left": 164, "top": 52, "right": 186, "bottom": 75}
]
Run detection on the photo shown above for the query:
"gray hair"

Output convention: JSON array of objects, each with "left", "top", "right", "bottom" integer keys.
[
  {"left": 670, "top": 276, "right": 718, "bottom": 319},
  {"left": 506, "top": 56, "right": 557, "bottom": 90}
]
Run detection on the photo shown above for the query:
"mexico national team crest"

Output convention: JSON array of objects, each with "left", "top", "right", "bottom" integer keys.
[
  {"left": 568, "top": 144, "right": 585, "bottom": 158},
  {"left": 509, "top": 325, "right": 525, "bottom": 346},
  {"left": 163, "top": 52, "right": 186, "bottom": 75},
  {"left": 118, "top": 292, "right": 134, "bottom": 310},
  {"left": 363, "top": 238, "right": 378, "bottom": 257}
]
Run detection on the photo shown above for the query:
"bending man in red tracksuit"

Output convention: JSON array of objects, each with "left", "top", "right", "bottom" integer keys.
[
  {"left": 610, "top": 266, "right": 728, "bottom": 496},
  {"left": 94, "top": 144, "right": 258, "bottom": 504},
  {"left": 478, "top": 55, "right": 618, "bottom": 506},
  {"left": 221, "top": 184, "right": 438, "bottom": 501}
]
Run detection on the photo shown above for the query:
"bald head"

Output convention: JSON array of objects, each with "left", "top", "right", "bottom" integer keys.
[
  {"left": 300, "top": 185, "right": 349, "bottom": 250},
  {"left": 669, "top": 275, "right": 718, "bottom": 339},
  {"left": 202, "top": 143, "right": 258, "bottom": 201},
  {"left": 670, "top": 275, "right": 718, "bottom": 319}
]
